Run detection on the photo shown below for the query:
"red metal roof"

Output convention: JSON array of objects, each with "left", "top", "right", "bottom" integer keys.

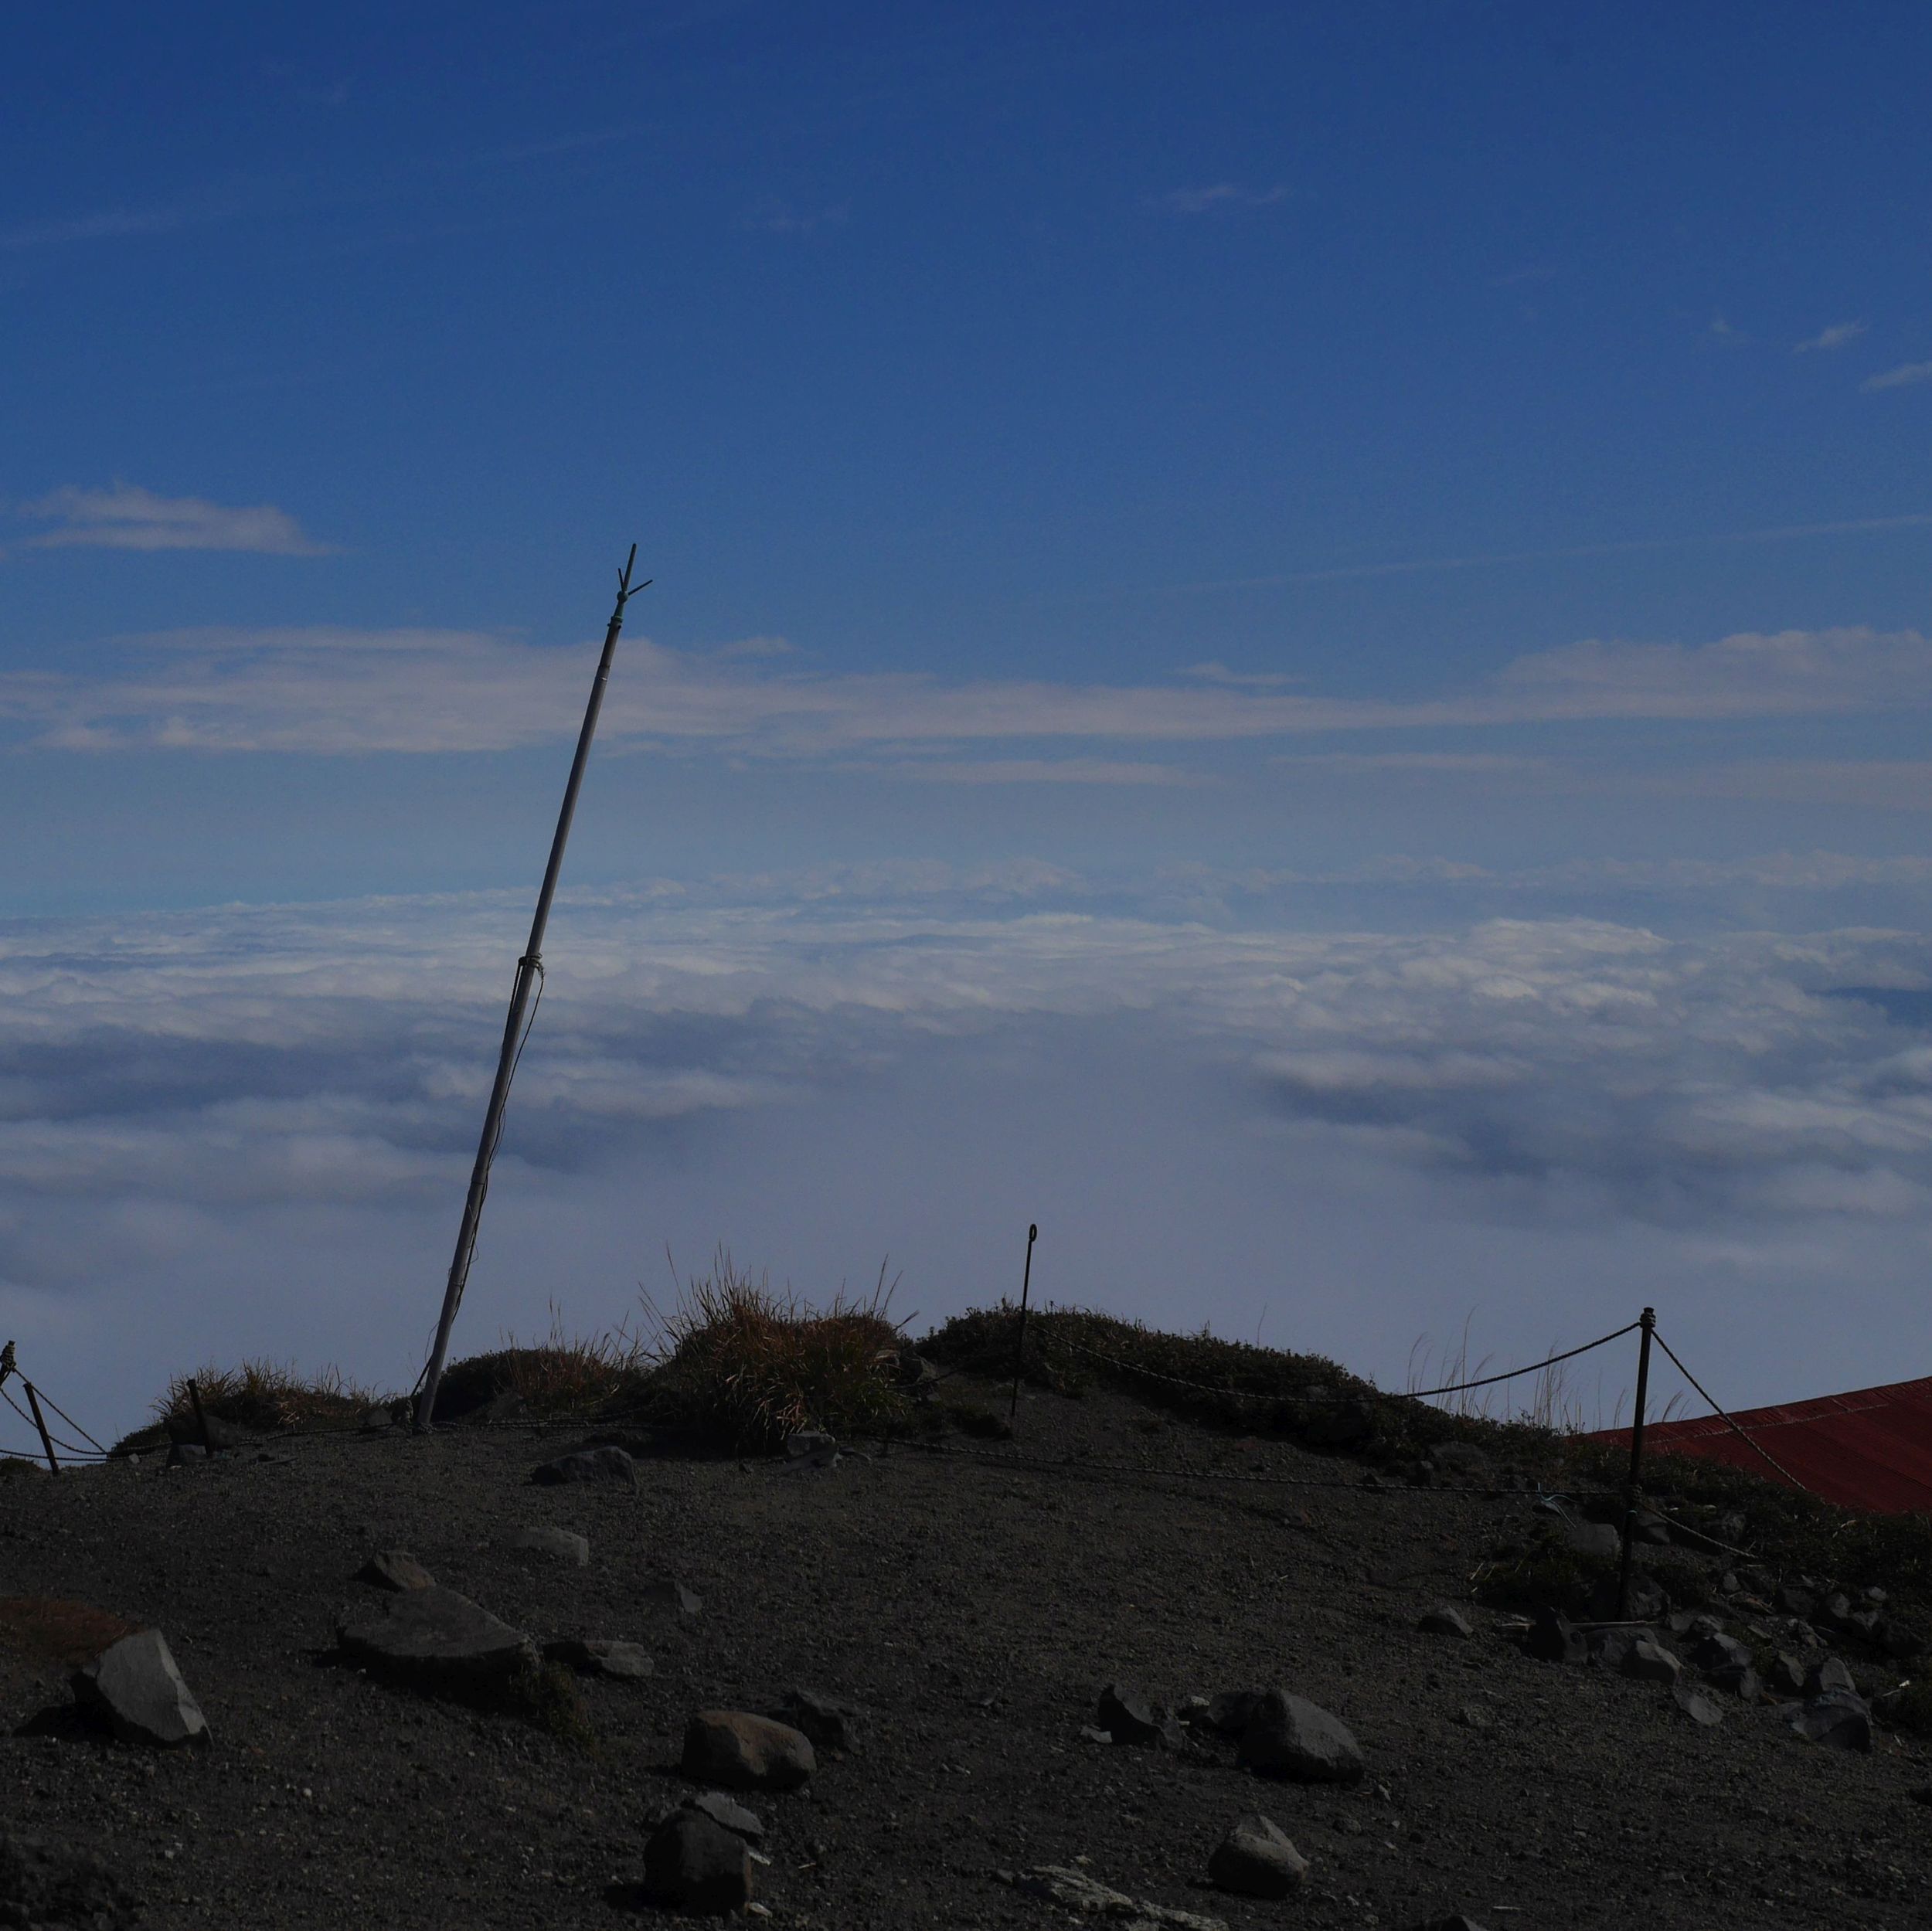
[{"left": 1591, "top": 1375, "right": 1932, "bottom": 1515}]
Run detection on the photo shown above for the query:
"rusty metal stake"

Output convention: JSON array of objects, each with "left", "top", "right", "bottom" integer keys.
[
  {"left": 1009, "top": 1223, "right": 1039, "bottom": 1423},
  {"left": 23, "top": 1382, "right": 59, "bottom": 1475},
  {"left": 1616, "top": 1307, "right": 1656, "bottom": 1619}
]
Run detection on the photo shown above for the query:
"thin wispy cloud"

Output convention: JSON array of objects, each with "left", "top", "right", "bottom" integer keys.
[
  {"left": 1151, "top": 182, "right": 1290, "bottom": 215},
  {"left": 740, "top": 198, "right": 851, "bottom": 235},
  {"left": 16, "top": 484, "right": 331, "bottom": 556},
  {"left": 0, "top": 202, "right": 215, "bottom": 250},
  {"left": 9, "top": 623, "right": 1932, "bottom": 757},
  {"left": 1862, "top": 360, "right": 1932, "bottom": 393},
  {"left": 1794, "top": 319, "right": 1867, "bottom": 353}
]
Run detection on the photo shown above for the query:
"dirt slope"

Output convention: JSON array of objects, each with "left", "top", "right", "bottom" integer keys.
[{"left": 0, "top": 1376, "right": 1927, "bottom": 1929}]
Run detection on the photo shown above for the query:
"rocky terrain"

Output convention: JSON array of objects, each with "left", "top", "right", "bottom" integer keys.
[{"left": 2, "top": 1368, "right": 1930, "bottom": 1929}]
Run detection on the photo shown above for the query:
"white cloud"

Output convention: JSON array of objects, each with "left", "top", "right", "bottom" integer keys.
[
  {"left": 1862, "top": 360, "right": 1932, "bottom": 393},
  {"left": 17, "top": 484, "right": 330, "bottom": 556},
  {"left": 9, "top": 622, "right": 1932, "bottom": 758},
  {"left": 1794, "top": 320, "right": 1867, "bottom": 353},
  {"left": 886, "top": 758, "right": 1206, "bottom": 786},
  {"left": 11, "top": 880, "right": 1932, "bottom": 1434},
  {"left": 1151, "top": 183, "right": 1291, "bottom": 214}
]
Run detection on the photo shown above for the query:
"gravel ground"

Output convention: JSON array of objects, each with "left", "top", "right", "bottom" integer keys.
[{"left": 1, "top": 1378, "right": 1928, "bottom": 1929}]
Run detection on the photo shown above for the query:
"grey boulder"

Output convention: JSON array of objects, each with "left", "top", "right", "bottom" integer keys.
[
  {"left": 642, "top": 1810, "right": 752, "bottom": 1915},
  {"left": 356, "top": 1549, "right": 434, "bottom": 1593},
  {"left": 544, "top": 1637, "right": 653, "bottom": 1679},
  {"left": 336, "top": 1585, "right": 536, "bottom": 1688},
  {"left": 532, "top": 1447, "right": 638, "bottom": 1488},
  {"left": 1790, "top": 1687, "right": 1872, "bottom": 1751},
  {"left": 72, "top": 1630, "right": 209, "bottom": 1748},
  {"left": 772, "top": 1688, "right": 859, "bottom": 1752},
  {"left": 682, "top": 1710, "right": 816, "bottom": 1790},
  {"left": 1236, "top": 1691, "right": 1365, "bottom": 1783},
  {"left": 1208, "top": 1814, "right": 1308, "bottom": 1899},
  {"left": 508, "top": 1525, "right": 590, "bottom": 1566},
  {"left": 1619, "top": 1637, "right": 1683, "bottom": 1686}
]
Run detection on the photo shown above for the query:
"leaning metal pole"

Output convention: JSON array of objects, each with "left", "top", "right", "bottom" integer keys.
[{"left": 413, "top": 546, "right": 649, "bottom": 1432}]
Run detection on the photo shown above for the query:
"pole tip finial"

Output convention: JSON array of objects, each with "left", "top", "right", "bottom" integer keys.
[{"left": 1029, "top": 1222, "right": 1038, "bottom": 1241}]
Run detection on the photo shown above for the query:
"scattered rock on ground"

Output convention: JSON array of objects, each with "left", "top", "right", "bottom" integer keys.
[
  {"left": 682, "top": 1711, "right": 816, "bottom": 1790},
  {"left": 1097, "top": 1682, "right": 1171, "bottom": 1746},
  {"left": 356, "top": 1549, "right": 434, "bottom": 1593},
  {"left": 545, "top": 1636, "right": 652, "bottom": 1679},
  {"left": 335, "top": 1585, "right": 536, "bottom": 1688},
  {"left": 771, "top": 1688, "right": 859, "bottom": 1753},
  {"left": 1207, "top": 1813, "right": 1307, "bottom": 1899},
  {"left": 1689, "top": 1630, "right": 1751, "bottom": 1674},
  {"left": 1806, "top": 1656, "right": 1855, "bottom": 1698},
  {"left": 1620, "top": 1637, "right": 1683, "bottom": 1686},
  {"left": 507, "top": 1525, "right": 589, "bottom": 1566},
  {"left": 1790, "top": 1688, "right": 1872, "bottom": 1751},
  {"left": 673, "top": 1791, "right": 765, "bottom": 1841},
  {"left": 1014, "top": 1866, "right": 1227, "bottom": 1930},
  {"left": 1235, "top": 1691, "right": 1365, "bottom": 1784},
  {"left": 1418, "top": 1606, "right": 1472, "bottom": 1638},
  {"left": 1201, "top": 1689, "right": 1267, "bottom": 1736},
  {"left": 640, "top": 1576, "right": 703, "bottom": 1623},
  {"left": 531, "top": 1447, "right": 638, "bottom": 1488},
  {"left": 71, "top": 1629, "right": 209, "bottom": 1747},
  {"left": 1523, "top": 1607, "right": 1585, "bottom": 1665},
  {"left": 642, "top": 1809, "right": 753, "bottom": 1915},
  {"left": 1672, "top": 1681, "right": 1724, "bottom": 1727}
]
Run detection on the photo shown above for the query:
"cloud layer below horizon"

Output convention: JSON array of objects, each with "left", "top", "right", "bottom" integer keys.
[{"left": 6, "top": 869, "right": 1932, "bottom": 1440}]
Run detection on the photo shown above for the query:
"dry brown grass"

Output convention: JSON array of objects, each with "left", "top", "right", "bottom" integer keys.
[
  {"left": 0, "top": 1597, "right": 139, "bottom": 1668},
  {"left": 637, "top": 1255, "right": 911, "bottom": 1450},
  {"left": 150, "top": 1359, "right": 386, "bottom": 1436}
]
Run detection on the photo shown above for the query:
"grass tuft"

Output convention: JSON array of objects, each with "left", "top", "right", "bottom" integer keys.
[{"left": 633, "top": 1253, "right": 912, "bottom": 1451}]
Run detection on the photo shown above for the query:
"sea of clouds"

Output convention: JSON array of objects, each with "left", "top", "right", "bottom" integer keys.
[{"left": 5, "top": 862, "right": 1932, "bottom": 1442}]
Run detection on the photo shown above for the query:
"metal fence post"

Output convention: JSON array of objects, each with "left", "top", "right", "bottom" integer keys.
[
  {"left": 1009, "top": 1223, "right": 1039, "bottom": 1423},
  {"left": 1616, "top": 1307, "right": 1656, "bottom": 1618},
  {"left": 23, "top": 1383, "right": 59, "bottom": 1475}
]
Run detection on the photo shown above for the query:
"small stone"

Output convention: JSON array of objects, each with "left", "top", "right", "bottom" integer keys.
[
  {"left": 773, "top": 1688, "right": 859, "bottom": 1752},
  {"left": 641, "top": 1576, "right": 703, "bottom": 1623},
  {"left": 1080, "top": 1725, "right": 1114, "bottom": 1745},
  {"left": 682, "top": 1790, "right": 766, "bottom": 1841},
  {"left": 1235, "top": 1691, "right": 1365, "bottom": 1784},
  {"left": 1097, "top": 1682, "right": 1165, "bottom": 1746},
  {"left": 531, "top": 1447, "right": 638, "bottom": 1487},
  {"left": 357, "top": 1549, "right": 434, "bottom": 1593},
  {"left": 1775, "top": 1583, "right": 1817, "bottom": 1619},
  {"left": 71, "top": 1630, "right": 209, "bottom": 1748},
  {"left": 1805, "top": 1655, "right": 1855, "bottom": 1698},
  {"left": 1418, "top": 1606, "right": 1473, "bottom": 1638},
  {"left": 1671, "top": 1681, "right": 1723, "bottom": 1727},
  {"left": 1208, "top": 1814, "right": 1307, "bottom": 1899},
  {"left": 1820, "top": 1591, "right": 1854, "bottom": 1630},
  {"left": 335, "top": 1586, "right": 536, "bottom": 1688},
  {"left": 1620, "top": 1637, "right": 1683, "bottom": 1686},
  {"left": 1767, "top": 1651, "right": 1808, "bottom": 1695},
  {"left": 1689, "top": 1630, "right": 1751, "bottom": 1674},
  {"left": 1456, "top": 1703, "right": 1495, "bottom": 1735},
  {"left": 682, "top": 1712, "right": 816, "bottom": 1791},
  {"left": 1790, "top": 1687, "right": 1872, "bottom": 1751},
  {"left": 544, "top": 1637, "right": 652, "bottom": 1679},
  {"left": 1202, "top": 1689, "right": 1267, "bottom": 1736},
  {"left": 642, "top": 1810, "right": 752, "bottom": 1914},
  {"left": 784, "top": 1430, "right": 838, "bottom": 1459},
  {"left": 1706, "top": 1663, "right": 1761, "bottom": 1701},
  {"left": 1523, "top": 1607, "right": 1586, "bottom": 1665},
  {"left": 508, "top": 1525, "right": 589, "bottom": 1566}
]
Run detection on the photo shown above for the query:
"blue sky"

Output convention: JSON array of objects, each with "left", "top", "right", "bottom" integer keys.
[{"left": 4, "top": 5, "right": 1932, "bottom": 1436}]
